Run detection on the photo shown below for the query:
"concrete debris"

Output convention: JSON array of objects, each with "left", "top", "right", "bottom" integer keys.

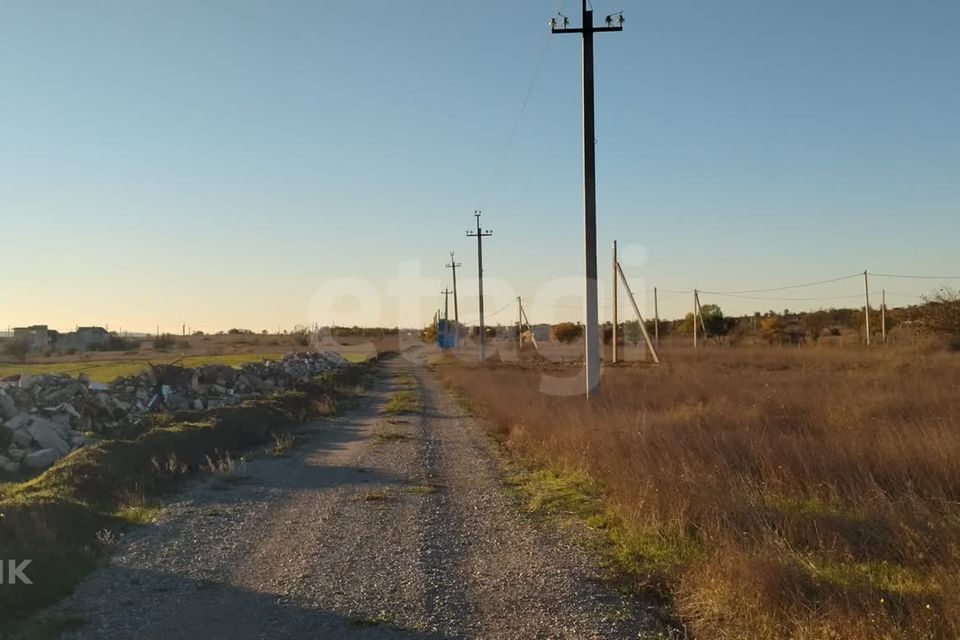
[{"left": 0, "top": 351, "right": 348, "bottom": 471}]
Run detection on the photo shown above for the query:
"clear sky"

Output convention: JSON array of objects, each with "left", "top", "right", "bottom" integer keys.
[{"left": 2, "top": 0, "right": 958, "bottom": 332}]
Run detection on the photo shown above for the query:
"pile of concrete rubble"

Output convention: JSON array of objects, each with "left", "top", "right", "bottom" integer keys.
[{"left": 0, "top": 351, "right": 349, "bottom": 474}]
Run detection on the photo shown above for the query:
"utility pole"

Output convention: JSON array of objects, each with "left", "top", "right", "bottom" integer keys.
[
  {"left": 467, "top": 211, "right": 493, "bottom": 361},
  {"left": 654, "top": 286, "right": 660, "bottom": 347},
  {"left": 881, "top": 289, "right": 887, "bottom": 344},
  {"left": 863, "top": 271, "right": 871, "bottom": 346},
  {"left": 611, "top": 241, "right": 618, "bottom": 364},
  {"left": 695, "top": 290, "right": 708, "bottom": 340},
  {"left": 551, "top": 3, "right": 623, "bottom": 397},
  {"left": 446, "top": 252, "right": 462, "bottom": 345}
]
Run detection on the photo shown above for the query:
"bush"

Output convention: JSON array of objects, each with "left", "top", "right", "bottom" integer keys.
[
  {"left": 920, "top": 288, "right": 960, "bottom": 342},
  {"left": 553, "top": 322, "right": 583, "bottom": 344}
]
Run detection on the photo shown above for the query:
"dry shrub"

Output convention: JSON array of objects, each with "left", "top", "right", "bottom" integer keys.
[{"left": 439, "top": 346, "right": 960, "bottom": 639}]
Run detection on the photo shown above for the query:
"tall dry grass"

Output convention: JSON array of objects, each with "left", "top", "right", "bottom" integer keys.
[{"left": 439, "top": 346, "right": 960, "bottom": 639}]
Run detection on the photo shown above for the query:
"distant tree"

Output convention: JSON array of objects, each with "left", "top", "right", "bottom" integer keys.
[
  {"left": 553, "top": 322, "right": 583, "bottom": 344},
  {"left": 760, "top": 316, "right": 787, "bottom": 344},
  {"left": 677, "top": 304, "right": 733, "bottom": 341},
  {"left": 920, "top": 287, "right": 960, "bottom": 348}
]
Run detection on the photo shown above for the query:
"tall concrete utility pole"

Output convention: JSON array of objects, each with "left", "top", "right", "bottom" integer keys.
[
  {"left": 446, "top": 252, "right": 462, "bottom": 337},
  {"left": 611, "top": 241, "right": 618, "bottom": 365},
  {"left": 467, "top": 211, "right": 493, "bottom": 361},
  {"left": 551, "top": 3, "right": 623, "bottom": 396}
]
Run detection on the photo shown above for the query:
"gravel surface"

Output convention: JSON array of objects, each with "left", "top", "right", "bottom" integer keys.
[{"left": 32, "top": 355, "right": 663, "bottom": 639}]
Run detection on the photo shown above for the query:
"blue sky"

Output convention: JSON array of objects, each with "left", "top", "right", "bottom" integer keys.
[{"left": 2, "top": 0, "right": 958, "bottom": 332}]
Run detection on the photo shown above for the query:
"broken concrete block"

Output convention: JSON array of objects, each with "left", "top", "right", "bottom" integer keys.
[
  {"left": 0, "top": 391, "right": 16, "bottom": 419},
  {"left": 27, "top": 419, "right": 71, "bottom": 457},
  {"left": 23, "top": 448, "right": 62, "bottom": 469}
]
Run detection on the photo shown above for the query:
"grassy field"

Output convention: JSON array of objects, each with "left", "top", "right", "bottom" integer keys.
[
  {"left": 439, "top": 346, "right": 960, "bottom": 639},
  {"left": 0, "top": 351, "right": 372, "bottom": 383}
]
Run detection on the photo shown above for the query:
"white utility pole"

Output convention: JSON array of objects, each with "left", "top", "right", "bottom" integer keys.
[{"left": 692, "top": 290, "right": 698, "bottom": 348}]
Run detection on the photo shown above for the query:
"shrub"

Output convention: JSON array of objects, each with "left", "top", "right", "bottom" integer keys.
[{"left": 553, "top": 322, "right": 583, "bottom": 344}]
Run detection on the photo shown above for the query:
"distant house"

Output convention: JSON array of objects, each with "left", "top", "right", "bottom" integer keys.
[
  {"left": 12, "top": 325, "right": 50, "bottom": 352},
  {"left": 56, "top": 326, "right": 111, "bottom": 351}
]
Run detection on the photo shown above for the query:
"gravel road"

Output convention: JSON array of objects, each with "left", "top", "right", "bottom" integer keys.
[{"left": 34, "top": 354, "right": 662, "bottom": 639}]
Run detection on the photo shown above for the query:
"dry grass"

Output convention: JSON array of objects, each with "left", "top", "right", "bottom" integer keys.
[{"left": 439, "top": 346, "right": 960, "bottom": 639}]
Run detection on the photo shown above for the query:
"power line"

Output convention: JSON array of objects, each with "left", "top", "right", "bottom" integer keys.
[
  {"left": 869, "top": 272, "right": 960, "bottom": 280},
  {"left": 699, "top": 273, "right": 862, "bottom": 295},
  {"left": 701, "top": 291, "right": 873, "bottom": 303}
]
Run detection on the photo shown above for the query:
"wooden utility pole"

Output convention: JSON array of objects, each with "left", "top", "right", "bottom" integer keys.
[
  {"left": 446, "top": 252, "right": 461, "bottom": 344},
  {"left": 654, "top": 286, "right": 660, "bottom": 347},
  {"left": 552, "top": 3, "right": 623, "bottom": 396},
  {"left": 863, "top": 271, "right": 871, "bottom": 346},
  {"left": 467, "top": 211, "right": 493, "bottom": 361},
  {"left": 611, "top": 241, "right": 618, "bottom": 364}
]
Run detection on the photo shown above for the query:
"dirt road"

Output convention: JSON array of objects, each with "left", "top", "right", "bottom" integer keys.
[{"left": 38, "top": 355, "right": 660, "bottom": 639}]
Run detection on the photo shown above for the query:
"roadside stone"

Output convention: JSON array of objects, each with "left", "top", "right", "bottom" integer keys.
[
  {"left": 23, "top": 447, "right": 62, "bottom": 469},
  {"left": 27, "top": 419, "right": 72, "bottom": 457},
  {"left": 0, "top": 390, "right": 16, "bottom": 418},
  {"left": 5, "top": 413, "right": 32, "bottom": 431}
]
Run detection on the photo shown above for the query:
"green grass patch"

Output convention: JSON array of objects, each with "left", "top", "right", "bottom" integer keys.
[
  {"left": 375, "top": 428, "right": 412, "bottom": 443},
  {"left": 0, "top": 353, "right": 286, "bottom": 384},
  {"left": 402, "top": 485, "right": 438, "bottom": 495},
  {"left": 505, "top": 464, "right": 702, "bottom": 590},
  {"left": 382, "top": 390, "right": 420, "bottom": 415},
  {"left": 802, "top": 557, "right": 940, "bottom": 597}
]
